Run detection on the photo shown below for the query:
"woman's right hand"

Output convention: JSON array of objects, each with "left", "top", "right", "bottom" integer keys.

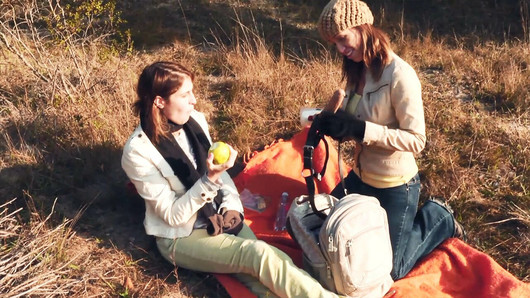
[
  {"left": 206, "top": 144, "right": 238, "bottom": 183},
  {"left": 323, "top": 88, "right": 346, "bottom": 112}
]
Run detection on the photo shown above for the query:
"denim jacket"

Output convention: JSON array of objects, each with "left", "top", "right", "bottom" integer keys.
[
  {"left": 342, "top": 53, "right": 426, "bottom": 186},
  {"left": 121, "top": 110, "right": 244, "bottom": 239}
]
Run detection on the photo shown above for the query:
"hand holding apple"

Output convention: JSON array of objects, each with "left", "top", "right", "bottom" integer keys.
[
  {"left": 206, "top": 141, "right": 237, "bottom": 183},
  {"left": 208, "top": 141, "right": 230, "bottom": 165}
]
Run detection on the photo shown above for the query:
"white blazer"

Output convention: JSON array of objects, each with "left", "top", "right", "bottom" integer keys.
[{"left": 121, "top": 110, "right": 244, "bottom": 239}]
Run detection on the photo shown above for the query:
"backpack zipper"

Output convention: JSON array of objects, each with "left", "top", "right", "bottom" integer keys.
[
  {"left": 346, "top": 239, "right": 353, "bottom": 256},
  {"left": 328, "top": 235, "right": 337, "bottom": 252}
]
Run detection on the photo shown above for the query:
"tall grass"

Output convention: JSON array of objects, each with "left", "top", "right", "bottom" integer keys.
[
  {"left": 0, "top": 0, "right": 529, "bottom": 296},
  {"left": 206, "top": 16, "right": 343, "bottom": 150}
]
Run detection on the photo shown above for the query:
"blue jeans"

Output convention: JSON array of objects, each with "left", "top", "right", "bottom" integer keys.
[{"left": 331, "top": 171, "right": 454, "bottom": 280}]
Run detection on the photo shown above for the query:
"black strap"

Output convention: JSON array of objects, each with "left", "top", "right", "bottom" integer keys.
[
  {"left": 302, "top": 117, "right": 329, "bottom": 219},
  {"left": 337, "top": 141, "right": 348, "bottom": 196}
]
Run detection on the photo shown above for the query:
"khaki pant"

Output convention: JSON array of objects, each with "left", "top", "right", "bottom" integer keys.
[{"left": 156, "top": 224, "right": 338, "bottom": 298}]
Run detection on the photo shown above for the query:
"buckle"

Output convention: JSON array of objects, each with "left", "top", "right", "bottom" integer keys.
[
  {"left": 303, "top": 145, "right": 315, "bottom": 152},
  {"left": 302, "top": 145, "right": 315, "bottom": 178}
]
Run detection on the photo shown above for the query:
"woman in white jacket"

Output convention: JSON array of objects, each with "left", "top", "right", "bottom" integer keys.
[{"left": 121, "top": 61, "right": 339, "bottom": 297}]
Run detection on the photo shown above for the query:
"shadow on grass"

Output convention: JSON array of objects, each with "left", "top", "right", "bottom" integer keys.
[
  {"left": 118, "top": 0, "right": 327, "bottom": 58},
  {"left": 118, "top": 0, "right": 527, "bottom": 54},
  {"left": 0, "top": 121, "right": 229, "bottom": 297}
]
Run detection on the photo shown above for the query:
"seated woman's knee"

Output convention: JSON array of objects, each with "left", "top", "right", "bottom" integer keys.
[{"left": 247, "top": 239, "right": 273, "bottom": 255}]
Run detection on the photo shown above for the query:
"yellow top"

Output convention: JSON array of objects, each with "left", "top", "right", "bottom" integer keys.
[
  {"left": 346, "top": 93, "right": 362, "bottom": 115},
  {"left": 352, "top": 166, "right": 417, "bottom": 188}
]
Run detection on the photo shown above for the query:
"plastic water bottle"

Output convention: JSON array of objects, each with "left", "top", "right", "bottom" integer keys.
[{"left": 274, "top": 192, "right": 289, "bottom": 231}]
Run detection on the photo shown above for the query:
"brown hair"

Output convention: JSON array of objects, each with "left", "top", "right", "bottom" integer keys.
[
  {"left": 133, "top": 61, "right": 194, "bottom": 144},
  {"left": 342, "top": 24, "right": 392, "bottom": 87}
]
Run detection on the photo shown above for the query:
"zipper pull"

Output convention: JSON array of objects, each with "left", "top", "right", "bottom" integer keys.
[
  {"left": 328, "top": 235, "right": 337, "bottom": 252},
  {"left": 327, "top": 264, "right": 332, "bottom": 279},
  {"left": 346, "top": 239, "right": 352, "bottom": 256}
]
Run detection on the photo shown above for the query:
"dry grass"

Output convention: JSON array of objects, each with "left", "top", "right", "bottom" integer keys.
[
  {"left": 0, "top": 197, "right": 199, "bottom": 297},
  {"left": 206, "top": 21, "right": 342, "bottom": 150},
  {"left": 0, "top": 0, "right": 529, "bottom": 296}
]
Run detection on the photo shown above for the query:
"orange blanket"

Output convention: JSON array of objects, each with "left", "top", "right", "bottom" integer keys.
[{"left": 214, "top": 128, "right": 530, "bottom": 297}]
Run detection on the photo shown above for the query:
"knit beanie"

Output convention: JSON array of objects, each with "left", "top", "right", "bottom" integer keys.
[{"left": 318, "top": 0, "right": 374, "bottom": 41}]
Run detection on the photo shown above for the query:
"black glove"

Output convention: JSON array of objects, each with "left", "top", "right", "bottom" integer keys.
[
  {"left": 202, "top": 191, "right": 225, "bottom": 236},
  {"left": 222, "top": 210, "right": 244, "bottom": 235},
  {"left": 316, "top": 110, "right": 366, "bottom": 141},
  {"left": 206, "top": 213, "right": 224, "bottom": 236},
  {"left": 199, "top": 202, "right": 217, "bottom": 218}
]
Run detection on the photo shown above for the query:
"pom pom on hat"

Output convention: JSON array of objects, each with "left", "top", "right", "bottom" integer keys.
[{"left": 318, "top": 0, "right": 374, "bottom": 41}]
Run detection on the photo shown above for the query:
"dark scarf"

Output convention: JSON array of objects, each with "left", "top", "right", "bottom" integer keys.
[{"left": 140, "top": 115, "right": 220, "bottom": 219}]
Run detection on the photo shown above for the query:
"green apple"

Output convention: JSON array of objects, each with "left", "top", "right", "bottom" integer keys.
[{"left": 209, "top": 141, "right": 230, "bottom": 165}]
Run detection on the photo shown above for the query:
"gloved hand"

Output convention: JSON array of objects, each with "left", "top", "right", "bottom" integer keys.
[
  {"left": 201, "top": 200, "right": 217, "bottom": 214},
  {"left": 206, "top": 213, "right": 224, "bottom": 236},
  {"left": 222, "top": 210, "right": 244, "bottom": 235},
  {"left": 316, "top": 110, "right": 366, "bottom": 141}
]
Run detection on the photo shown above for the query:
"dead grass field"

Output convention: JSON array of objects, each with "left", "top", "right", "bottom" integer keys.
[{"left": 1, "top": 0, "right": 528, "bottom": 296}]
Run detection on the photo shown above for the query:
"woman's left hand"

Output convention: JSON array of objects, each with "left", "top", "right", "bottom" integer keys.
[
  {"left": 317, "top": 110, "right": 366, "bottom": 141},
  {"left": 206, "top": 144, "right": 237, "bottom": 183}
]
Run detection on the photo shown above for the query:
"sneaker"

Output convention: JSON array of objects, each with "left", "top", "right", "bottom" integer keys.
[
  {"left": 428, "top": 197, "right": 467, "bottom": 241},
  {"left": 453, "top": 219, "right": 467, "bottom": 241}
]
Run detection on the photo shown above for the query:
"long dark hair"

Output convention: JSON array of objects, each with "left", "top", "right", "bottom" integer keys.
[
  {"left": 133, "top": 61, "right": 195, "bottom": 144},
  {"left": 342, "top": 24, "right": 392, "bottom": 87}
]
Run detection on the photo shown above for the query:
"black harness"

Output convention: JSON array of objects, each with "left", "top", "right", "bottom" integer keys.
[
  {"left": 302, "top": 117, "right": 330, "bottom": 219},
  {"left": 302, "top": 114, "right": 350, "bottom": 218}
]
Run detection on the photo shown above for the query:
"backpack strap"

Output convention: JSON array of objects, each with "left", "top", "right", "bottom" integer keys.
[
  {"left": 337, "top": 141, "right": 348, "bottom": 197},
  {"left": 302, "top": 117, "right": 330, "bottom": 219}
]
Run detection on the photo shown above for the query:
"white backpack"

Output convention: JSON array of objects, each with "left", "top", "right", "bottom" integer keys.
[
  {"left": 287, "top": 115, "right": 394, "bottom": 296},
  {"left": 287, "top": 193, "right": 394, "bottom": 297}
]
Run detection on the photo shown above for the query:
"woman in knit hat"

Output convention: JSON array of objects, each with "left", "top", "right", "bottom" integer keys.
[{"left": 315, "top": 0, "right": 466, "bottom": 280}]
